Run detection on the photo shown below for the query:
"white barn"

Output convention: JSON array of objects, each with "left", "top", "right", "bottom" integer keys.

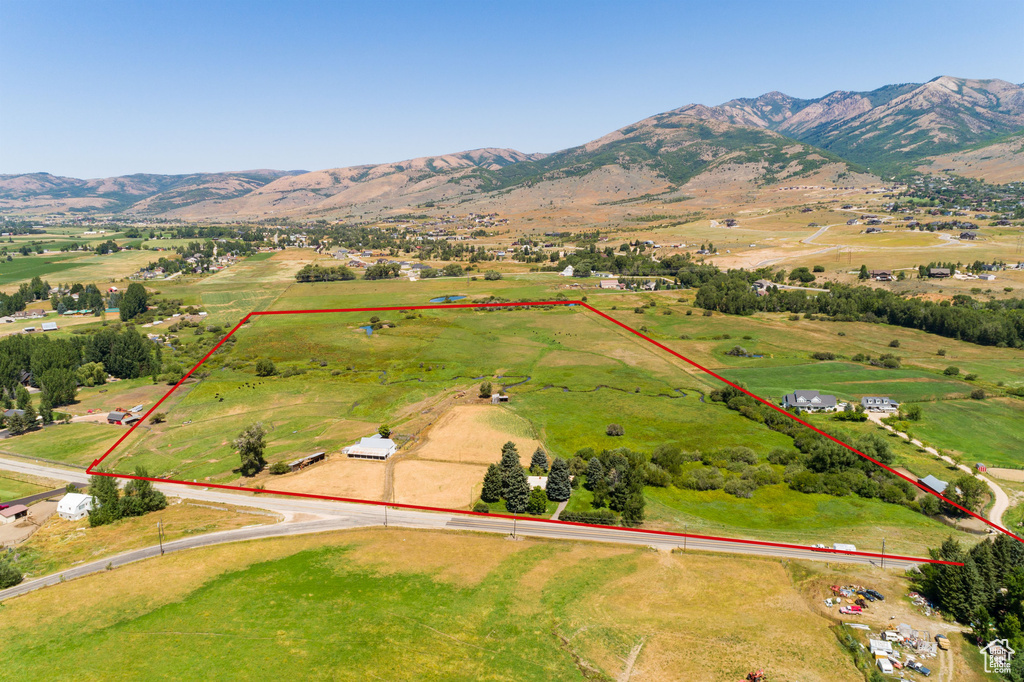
[
  {"left": 57, "top": 493, "right": 94, "bottom": 521},
  {"left": 343, "top": 434, "right": 398, "bottom": 460}
]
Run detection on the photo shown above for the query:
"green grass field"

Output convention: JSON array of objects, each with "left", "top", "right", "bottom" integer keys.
[
  {"left": 909, "top": 398, "right": 1024, "bottom": 468},
  {"left": 0, "top": 474, "right": 51, "bottom": 502},
  {"left": 0, "top": 529, "right": 863, "bottom": 681},
  {"left": 0, "top": 253, "right": 82, "bottom": 286}
]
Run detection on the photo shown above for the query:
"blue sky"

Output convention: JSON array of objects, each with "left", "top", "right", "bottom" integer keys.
[{"left": 2, "top": 0, "right": 1022, "bottom": 177}]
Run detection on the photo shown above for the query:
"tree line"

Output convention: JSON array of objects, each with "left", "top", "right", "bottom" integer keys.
[{"left": 695, "top": 271, "right": 1024, "bottom": 348}]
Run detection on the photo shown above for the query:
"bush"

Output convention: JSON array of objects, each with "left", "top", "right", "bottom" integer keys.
[
  {"left": 812, "top": 265, "right": 825, "bottom": 273},
  {"left": 937, "top": 349, "right": 947, "bottom": 356},
  {"left": 724, "top": 477, "right": 757, "bottom": 498},
  {"left": 269, "top": 461, "right": 290, "bottom": 475},
  {"left": 811, "top": 351, "right": 836, "bottom": 361},
  {"left": 484, "top": 271, "right": 502, "bottom": 281},
  {"left": 722, "top": 446, "right": 757, "bottom": 465},
  {"left": 0, "top": 558, "right": 23, "bottom": 589},
  {"left": 606, "top": 423, "right": 624, "bottom": 436},
  {"left": 970, "top": 389, "right": 986, "bottom": 400},
  {"left": 888, "top": 339, "right": 900, "bottom": 348},
  {"left": 767, "top": 448, "right": 800, "bottom": 465},
  {"left": 559, "top": 510, "right": 617, "bottom": 525},
  {"left": 151, "top": 412, "right": 166, "bottom": 424},
  {"left": 943, "top": 366, "right": 960, "bottom": 376},
  {"left": 478, "top": 381, "right": 492, "bottom": 398},
  {"left": 964, "top": 373, "right": 978, "bottom": 381},
  {"left": 255, "top": 358, "right": 277, "bottom": 376},
  {"left": 473, "top": 501, "right": 490, "bottom": 513},
  {"left": 527, "top": 487, "right": 548, "bottom": 514},
  {"left": 725, "top": 345, "right": 748, "bottom": 357},
  {"left": 680, "top": 466, "right": 724, "bottom": 491}
]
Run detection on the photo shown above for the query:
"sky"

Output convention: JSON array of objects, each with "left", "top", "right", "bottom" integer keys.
[{"left": 2, "top": 0, "right": 1023, "bottom": 178}]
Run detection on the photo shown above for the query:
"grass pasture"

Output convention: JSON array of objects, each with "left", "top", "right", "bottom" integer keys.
[
  {"left": 0, "top": 529, "right": 860, "bottom": 681},
  {"left": 909, "top": 397, "right": 1024, "bottom": 469}
]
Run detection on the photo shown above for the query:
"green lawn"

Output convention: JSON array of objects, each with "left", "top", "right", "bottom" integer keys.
[
  {"left": 909, "top": 398, "right": 1024, "bottom": 468},
  {"left": 0, "top": 253, "right": 82, "bottom": 286},
  {"left": 719, "top": 362, "right": 973, "bottom": 403},
  {"left": 0, "top": 475, "right": 51, "bottom": 502}
]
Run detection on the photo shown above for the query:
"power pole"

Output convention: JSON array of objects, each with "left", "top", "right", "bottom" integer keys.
[
  {"left": 683, "top": 524, "right": 687, "bottom": 552},
  {"left": 384, "top": 505, "right": 388, "bottom": 528},
  {"left": 881, "top": 538, "right": 886, "bottom": 569},
  {"left": 157, "top": 520, "right": 164, "bottom": 555},
  {"left": 512, "top": 516, "right": 517, "bottom": 539}
]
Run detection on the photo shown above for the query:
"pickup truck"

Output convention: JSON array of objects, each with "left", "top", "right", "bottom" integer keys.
[
  {"left": 907, "top": 660, "right": 931, "bottom": 676},
  {"left": 839, "top": 605, "right": 863, "bottom": 614},
  {"left": 935, "top": 634, "right": 950, "bottom": 651}
]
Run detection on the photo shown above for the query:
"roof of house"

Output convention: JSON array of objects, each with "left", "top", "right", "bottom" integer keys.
[
  {"left": 288, "top": 451, "right": 327, "bottom": 467},
  {"left": 930, "top": 267, "right": 951, "bottom": 274},
  {"left": 346, "top": 435, "right": 397, "bottom": 453},
  {"left": 784, "top": 390, "right": 837, "bottom": 408},
  {"left": 3, "top": 408, "right": 24, "bottom": 418},
  {"left": 861, "top": 396, "right": 897, "bottom": 405},
  {"left": 919, "top": 474, "right": 948, "bottom": 494},
  {"left": 108, "top": 411, "right": 127, "bottom": 420},
  {"left": 57, "top": 493, "right": 92, "bottom": 511},
  {"left": 41, "top": 321, "right": 58, "bottom": 331},
  {"left": 0, "top": 504, "right": 28, "bottom": 518}
]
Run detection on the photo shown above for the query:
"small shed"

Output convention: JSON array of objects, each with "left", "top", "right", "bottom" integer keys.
[
  {"left": 0, "top": 504, "right": 29, "bottom": 525},
  {"left": 57, "top": 493, "right": 94, "bottom": 520},
  {"left": 41, "top": 321, "right": 58, "bottom": 332},
  {"left": 287, "top": 451, "right": 327, "bottom": 472},
  {"left": 976, "top": 462, "right": 987, "bottom": 473},
  {"left": 490, "top": 394, "right": 509, "bottom": 404}
]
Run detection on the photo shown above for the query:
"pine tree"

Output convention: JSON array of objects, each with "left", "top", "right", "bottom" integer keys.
[
  {"left": 584, "top": 457, "right": 605, "bottom": 491},
  {"left": 859, "top": 264, "right": 869, "bottom": 279},
  {"left": 481, "top": 463, "right": 502, "bottom": 503},
  {"left": 530, "top": 447, "right": 548, "bottom": 474},
  {"left": 15, "top": 385, "right": 30, "bottom": 410},
  {"left": 527, "top": 486, "right": 547, "bottom": 515},
  {"left": 546, "top": 457, "right": 572, "bottom": 502},
  {"left": 504, "top": 466, "right": 530, "bottom": 514},
  {"left": 88, "top": 471, "right": 122, "bottom": 527},
  {"left": 499, "top": 441, "right": 520, "bottom": 496},
  {"left": 120, "top": 466, "right": 167, "bottom": 517}
]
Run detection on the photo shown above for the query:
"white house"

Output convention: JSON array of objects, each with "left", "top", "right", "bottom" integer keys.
[
  {"left": 860, "top": 396, "right": 899, "bottom": 413},
  {"left": 343, "top": 434, "right": 398, "bottom": 460},
  {"left": 57, "top": 492, "right": 94, "bottom": 520},
  {"left": 782, "top": 390, "right": 840, "bottom": 412},
  {"left": 527, "top": 476, "right": 548, "bottom": 490}
]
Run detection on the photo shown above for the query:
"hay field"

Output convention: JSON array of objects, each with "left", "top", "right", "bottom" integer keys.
[{"left": 0, "top": 528, "right": 862, "bottom": 681}]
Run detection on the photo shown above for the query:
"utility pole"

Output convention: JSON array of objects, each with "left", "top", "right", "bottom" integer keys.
[
  {"left": 881, "top": 538, "right": 885, "bottom": 569},
  {"left": 157, "top": 520, "right": 164, "bottom": 555},
  {"left": 384, "top": 505, "right": 388, "bottom": 528},
  {"left": 683, "top": 524, "right": 687, "bottom": 553},
  {"left": 512, "top": 516, "right": 517, "bottom": 539}
]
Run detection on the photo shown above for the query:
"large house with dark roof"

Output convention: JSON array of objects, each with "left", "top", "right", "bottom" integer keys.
[{"left": 782, "top": 390, "right": 840, "bottom": 413}]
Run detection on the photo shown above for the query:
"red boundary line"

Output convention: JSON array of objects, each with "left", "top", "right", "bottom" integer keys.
[{"left": 84, "top": 299, "right": 1014, "bottom": 566}]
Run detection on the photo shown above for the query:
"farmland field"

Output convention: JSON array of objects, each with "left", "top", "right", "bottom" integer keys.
[
  {"left": 908, "top": 397, "right": 1024, "bottom": 469},
  {"left": 0, "top": 529, "right": 862, "bottom": 682}
]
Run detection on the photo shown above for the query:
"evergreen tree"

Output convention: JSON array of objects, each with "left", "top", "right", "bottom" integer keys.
[
  {"left": 481, "top": 463, "right": 502, "bottom": 503},
  {"left": 621, "top": 493, "right": 646, "bottom": 526},
  {"left": 530, "top": 447, "right": 548, "bottom": 474},
  {"left": 479, "top": 381, "right": 492, "bottom": 398},
  {"left": 119, "top": 282, "right": 149, "bottom": 321},
  {"left": 15, "top": 385, "right": 30, "bottom": 410},
  {"left": 527, "top": 486, "right": 547, "bottom": 515},
  {"left": 545, "top": 457, "right": 572, "bottom": 502},
  {"left": 6, "top": 413, "right": 26, "bottom": 436},
  {"left": 499, "top": 441, "right": 520, "bottom": 496},
  {"left": 584, "top": 457, "right": 605, "bottom": 491},
  {"left": 504, "top": 466, "right": 530, "bottom": 513},
  {"left": 858, "top": 264, "right": 869, "bottom": 279},
  {"left": 88, "top": 471, "right": 122, "bottom": 527},
  {"left": 0, "top": 557, "right": 22, "bottom": 589},
  {"left": 234, "top": 422, "right": 267, "bottom": 476},
  {"left": 38, "top": 396, "right": 53, "bottom": 423},
  {"left": 120, "top": 466, "right": 168, "bottom": 517}
]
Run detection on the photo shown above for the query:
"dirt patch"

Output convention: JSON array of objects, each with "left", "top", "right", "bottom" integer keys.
[
  {"left": 409, "top": 405, "right": 541, "bottom": 465},
  {"left": 392, "top": 460, "right": 487, "bottom": 509},
  {"left": 272, "top": 457, "right": 386, "bottom": 500},
  {"left": 988, "top": 468, "right": 1024, "bottom": 482}
]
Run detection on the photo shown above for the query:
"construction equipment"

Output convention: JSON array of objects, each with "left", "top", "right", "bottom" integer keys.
[{"left": 745, "top": 670, "right": 765, "bottom": 682}]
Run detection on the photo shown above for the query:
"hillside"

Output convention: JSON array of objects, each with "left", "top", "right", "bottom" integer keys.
[
  {"left": 917, "top": 130, "right": 1024, "bottom": 182},
  {"left": 678, "top": 77, "right": 1024, "bottom": 175}
]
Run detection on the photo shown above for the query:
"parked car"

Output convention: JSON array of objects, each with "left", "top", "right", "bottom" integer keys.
[
  {"left": 855, "top": 598, "right": 868, "bottom": 608},
  {"left": 907, "top": 660, "right": 931, "bottom": 676},
  {"left": 839, "top": 605, "right": 863, "bottom": 614},
  {"left": 858, "top": 590, "right": 876, "bottom": 602},
  {"left": 867, "top": 589, "right": 885, "bottom": 601}
]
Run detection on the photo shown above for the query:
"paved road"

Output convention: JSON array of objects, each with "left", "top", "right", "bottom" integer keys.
[
  {"left": 1, "top": 487, "right": 68, "bottom": 507},
  {"left": 0, "top": 455, "right": 923, "bottom": 601}
]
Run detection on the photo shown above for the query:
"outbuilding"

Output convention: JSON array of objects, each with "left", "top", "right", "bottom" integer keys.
[
  {"left": 287, "top": 451, "right": 327, "bottom": 472},
  {"left": 0, "top": 504, "right": 29, "bottom": 525},
  {"left": 343, "top": 434, "right": 398, "bottom": 460},
  {"left": 41, "top": 321, "right": 58, "bottom": 332},
  {"left": 919, "top": 474, "right": 948, "bottom": 494},
  {"left": 57, "top": 493, "right": 94, "bottom": 520}
]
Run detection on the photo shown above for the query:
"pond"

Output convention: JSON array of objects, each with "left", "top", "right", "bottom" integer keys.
[
  {"left": 359, "top": 326, "right": 373, "bottom": 336},
  {"left": 428, "top": 295, "right": 466, "bottom": 303}
]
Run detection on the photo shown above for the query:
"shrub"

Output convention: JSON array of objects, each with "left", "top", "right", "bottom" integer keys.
[
  {"left": 255, "top": 358, "right": 277, "bottom": 376},
  {"left": 150, "top": 412, "right": 166, "bottom": 424},
  {"left": 559, "top": 510, "right": 617, "bottom": 525},
  {"left": 888, "top": 339, "right": 900, "bottom": 348},
  {"left": 937, "top": 349, "right": 947, "bottom": 356},
  {"left": 478, "top": 381, "right": 492, "bottom": 398},
  {"left": 269, "top": 462, "right": 290, "bottom": 475},
  {"left": 606, "top": 423, "right": 624, "bottom": 436},
  {"left": 722, "top": 446, "right": 757, "bottom": 465},
  {"left": 970, "top": 389, "right": 986, "bottom": 400},
  {"left": 812, "top": 265, "right": 825, "bottom": 272},
  {"left": 724, "top": 477, "right": 757, "bottom": 498},
  {"left": 964, "top": 373, "right": 978, "bottom": 381},
  {"left": 484, "top": 271, "right": 502, "bottom": 280},
  {"left": 767, "top": 448, "right": 800, "bottom": 465},
  {"left": 702, "top": 309, "right": 713, "bottom": 317},
  {"left": 680, "top": 466, "right": 724, "bottom": 491},
  {"left": 811, "top": 351, "right": 836, "bottom": 361},
  {"left": 473, "top": 501, "right": 490, "bottom": 513},
  {"left": 725, "top": 345, "right": 748, "bottom": 357},
  {"left": 527, "top": 487, "right": 548, "bottom": 515},
  {"left": 943, "top": 366, "right": 960, "bottom": 376},
  {"left": 0, "top": 558, "right": 23, "bottom": 589}
]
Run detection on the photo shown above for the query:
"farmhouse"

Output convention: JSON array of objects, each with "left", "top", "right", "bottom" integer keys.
[
  {"left": 928, "top": 267, "right": 951, "bottom": 278},
  {"left": 865, "top": 226, "right": 883, "bottom": 233},
  {"left": 287, "top": 451, "right": 327, "bottom": 472},
  {"left": 959, "top": 232, "right": 977, "bottom": 240},
  {"left": 599, "top": 278, "right": 623, "bottom": 290},
  {"left": 869, "top": 270, "right": 892, "bottom": 281},
  {"left": 343, "top": 434, "right": 398, "bottom": 460},
  {"left": 0, "top": 504, "right": 29, "bottom": 525},
  {"left": 782, "top": 390, "right": 839, "bottom": 412},
  {"left": 107, "top": 411, "right": 139, "bottom": 425},
  {"left": 860, "top": 396, "right": 899, "bottom": 413},
  {"left": 57, "top": 492, "right": 94, "bottom": 520},
  {"left": 918, "top": 474, "right": 948, "bottom": 495}
]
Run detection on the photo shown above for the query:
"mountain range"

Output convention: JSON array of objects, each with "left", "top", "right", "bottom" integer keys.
[{"left": 2, "top": 76, "right": 1022, "bottom": 220}]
